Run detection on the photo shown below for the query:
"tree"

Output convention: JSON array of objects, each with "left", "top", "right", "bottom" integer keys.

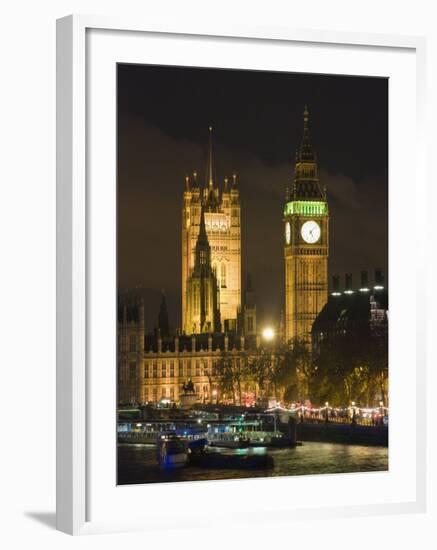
[
  {"left": 277, "top": 339, "right": 313, "bottom": 403},
  {"left": 311, "top": 312, "right": 388, "bottom": 407},
  {"left": 216, "top": 351, "right": 238, "bottom": 404},
  {"left": 247, "top": 349, "right": 274, "bottom": 401}
]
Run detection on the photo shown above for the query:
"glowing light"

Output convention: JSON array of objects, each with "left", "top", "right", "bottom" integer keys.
[
  {"left": 331, "top": 292, "right": 342, "bottom": 297},
  {"left": 262, "top": 327, "right": 275, "bottom": 341},
  {"left": 359, "top": 287, "right": 370, "bottom": 292},
  {"left": 374, "top": 285, "right": 384, "bottom": 290},
  {"left": 344, "top": 290, "right": 354, "bottom": 295},
  {"left": 284, "top": 200, "right": 328, "bottom": 217}
]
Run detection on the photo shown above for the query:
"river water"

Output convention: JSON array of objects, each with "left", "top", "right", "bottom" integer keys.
[{"left": 117, "top": 442, "right": 388, "bottom": 485}]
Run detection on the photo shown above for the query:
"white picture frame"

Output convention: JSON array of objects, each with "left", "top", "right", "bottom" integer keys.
[{"left": 56, "top": 14, "right": 427, "bottom": 535}]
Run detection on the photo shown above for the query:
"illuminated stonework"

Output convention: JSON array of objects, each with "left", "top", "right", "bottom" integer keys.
[
  {"left": 184, "top": 208, "right": 221, "bottom": 334},
  {"left": 284, "top": 200, "right": 328, "bottom": 217},
  {"left": 284, "top": 107, "right": 329, "bottom": 344},
  {"left": 182, "top": 129, "right": 241, "bottom": 333}
]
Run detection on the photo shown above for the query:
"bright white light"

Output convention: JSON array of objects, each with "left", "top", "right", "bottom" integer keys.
[{"left": 262, "top": 327, "right": 275, "bottom": 341}]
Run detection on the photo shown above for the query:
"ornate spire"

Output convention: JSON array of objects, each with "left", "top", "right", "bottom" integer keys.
[
  {"left": 207, "top": 126, "right": 214, "bottom": 188},
  {"left": 297, "top": 104, "right": 315, "bottom": 162},
  {"left": 291, "top": 104, "right": 324, "bottom": 200},
  {"left": 197, "top": 205, "right": 208, "bottom": 245},
  {"left": 193, "top": 206, "right": 213, "bottom": 275},
  {"left": 203, "top": 127, "right": 220, "bottom": 212}
]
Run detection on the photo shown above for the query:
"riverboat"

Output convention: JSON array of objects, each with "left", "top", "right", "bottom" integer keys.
[{"left": 156, "top": 434, "right": 189, "bottom": 468}]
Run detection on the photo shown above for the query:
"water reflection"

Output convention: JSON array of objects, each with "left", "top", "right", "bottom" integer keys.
[{"left": 117, "top": 441, "right": 388, "bottom": 485}]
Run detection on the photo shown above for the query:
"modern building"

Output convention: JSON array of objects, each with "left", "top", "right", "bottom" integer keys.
[
  {"left": 312, "top": 271, "right": 388, "bottom": 381},
  {"left": 283, "top": 106, "right": 329, "bottom": 344}
]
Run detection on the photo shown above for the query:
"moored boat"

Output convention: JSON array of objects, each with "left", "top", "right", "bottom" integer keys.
[{"left": 156, "top": 434, "right": 189, "bottom": 468}]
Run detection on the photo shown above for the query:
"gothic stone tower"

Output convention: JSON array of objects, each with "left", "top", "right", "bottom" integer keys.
[
  {"left": 182, "top": 127, "right": 241, "bottom": 333},
  {"left": 185, "top": 206, "right": 221, "bottom": 334},
  {"left": 284, "top": 106, "right": 329, "bottom": 344}
]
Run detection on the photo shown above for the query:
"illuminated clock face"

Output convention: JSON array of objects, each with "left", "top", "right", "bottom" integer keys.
[
  {"left": 285, "top": 221, "right": 291, "bottom": 245},
  {"left": 301, "top": 220, "right": 321, "bottom": 244}
]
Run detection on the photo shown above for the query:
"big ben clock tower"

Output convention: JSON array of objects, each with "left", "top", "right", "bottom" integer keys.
[{"left": 284, "top": 106, "right": 329, "bottom": 344}]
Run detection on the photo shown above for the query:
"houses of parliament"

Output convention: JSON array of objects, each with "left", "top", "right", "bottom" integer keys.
[{"left": 118, "top": 108, "right": 330, "bottom": 405}]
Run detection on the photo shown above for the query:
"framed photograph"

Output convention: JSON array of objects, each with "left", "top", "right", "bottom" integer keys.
[{"left": 56, "top": 15, "right": 427, "bottom": 535}]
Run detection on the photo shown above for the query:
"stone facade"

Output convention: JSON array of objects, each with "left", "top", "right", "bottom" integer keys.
[
  {"left": 182, "top": 128, "right": 241, "bottom": 333},
  {"left": 118, "top": 301, "right": 262, "bottom": 406}
]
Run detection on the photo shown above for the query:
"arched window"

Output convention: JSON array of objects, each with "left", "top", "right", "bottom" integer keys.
[
  {"left": 221, "top": 264, "right": 226, "bottom": 288},
  {"left": 194, "top": 286, "right": 199, "bottom": 314}
]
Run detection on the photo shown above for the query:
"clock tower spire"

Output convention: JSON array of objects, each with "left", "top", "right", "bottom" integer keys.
[{"left": 284, "top": 106, "right": 329, "bottom": 345}]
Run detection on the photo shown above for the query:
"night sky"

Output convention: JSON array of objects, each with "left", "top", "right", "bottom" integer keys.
[{"left": 117, "top": 64, "right": 388, "bottom": 333}]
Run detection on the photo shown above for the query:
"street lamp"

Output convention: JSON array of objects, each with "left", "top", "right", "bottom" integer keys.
[{"left": 262, "top": 327, "right": 275, "bottom": 341}]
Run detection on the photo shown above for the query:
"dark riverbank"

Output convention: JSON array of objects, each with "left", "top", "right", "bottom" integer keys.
[{"left": 296, "top": 422, "right": 388, "bottom": 446}]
